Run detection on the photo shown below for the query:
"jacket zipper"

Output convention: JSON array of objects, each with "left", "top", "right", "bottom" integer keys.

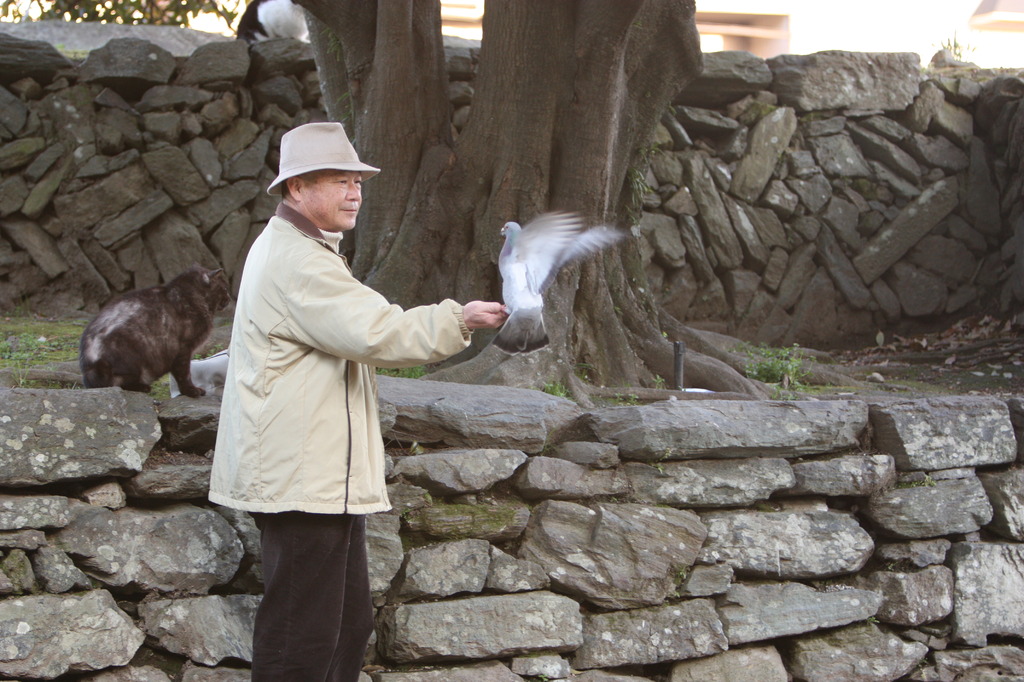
[{"left": 343, "top": 360, "right": 353, "bottom": 513}]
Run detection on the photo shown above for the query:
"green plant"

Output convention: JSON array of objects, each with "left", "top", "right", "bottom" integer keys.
[
  {"left": 850, "top": 177, "right": 882, "bottom": 201},
  {"left": 377, "top": 365, "right": 427, "bottom": 379},
  {"left": 652, "top": 374, "right": 666, "bottom": 389},
  {"left": 881, "top": 558, "right": 914, "bottom": 573},
  {"left": 938, "top": 32, "right": 975, "bottom": 62},
  {"left": 895, "top": 474, "right": 937, "bottom": 489},
  {"left": 625, "top": 167, "right": 650, "bottom": 224},
  {"left": 625, "top": 142, "right": 662, "bottom": 224},
  {"left": 670, "top": 565, "right": 693, "bottom": 597},
  {"left": 741, "top": 343, "right": 809, "bottom": 389},
  {"left": 736, "top": 100, "right": 779, "bottom": 127},
  {"left": 574, "top": 363, "right": 593, "bottom": 382},
  {"left": 542, "top": 381, "right": 571, "bottom": 399}
]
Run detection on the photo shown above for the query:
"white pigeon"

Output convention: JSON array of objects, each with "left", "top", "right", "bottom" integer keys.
[{"left": 493, "top": 212, "right": 624, "bottom": 354}]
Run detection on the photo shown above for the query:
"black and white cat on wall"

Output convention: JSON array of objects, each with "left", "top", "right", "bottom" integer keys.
[{"left": 236, "top": 0, "right": 309, "bottom": 44}]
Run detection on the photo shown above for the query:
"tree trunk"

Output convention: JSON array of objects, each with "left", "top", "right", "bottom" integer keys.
[{"left": 297, "top": 0, "right": 769, "bottom": 398}]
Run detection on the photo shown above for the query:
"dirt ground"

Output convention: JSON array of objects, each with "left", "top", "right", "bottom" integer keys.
[{"left": 827, "top": 314, "right": 1024, "bottom": 399}]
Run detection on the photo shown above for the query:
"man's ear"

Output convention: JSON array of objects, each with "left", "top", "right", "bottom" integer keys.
[{"left": 284, "top": 175, "right": 304, "bottom": 200}]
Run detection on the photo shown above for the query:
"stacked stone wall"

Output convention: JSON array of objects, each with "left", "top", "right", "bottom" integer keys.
[
  {"left": 647, "top": 50, "right": 1024, "bottom": 347},
  {"left": 0, "top": 35, "right": 1022, "bottom": 349},
  {"left": 1, "top": 383, "right": 1024, "bottom": 680}
]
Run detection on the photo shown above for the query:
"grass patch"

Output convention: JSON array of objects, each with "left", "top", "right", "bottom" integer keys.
[
  {"left": 895, "top": 474, "right": 937, "bottom": 489},
  {"left": 542, "top": 381, "right": 571, "bottom": 399},
  {"left": 741, "top": 342, "right": 810, "bottom": 389},
  {"left": 377, "top": 365, "right": 427, "bottom": 379},
  {"left": 1, "top": 315, "right": 86, "bottom": 386}
]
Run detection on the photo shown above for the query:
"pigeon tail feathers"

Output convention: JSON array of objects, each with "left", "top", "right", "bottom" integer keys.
[{"left": 493, "top": 308, "right": 548, "bottom": 353}]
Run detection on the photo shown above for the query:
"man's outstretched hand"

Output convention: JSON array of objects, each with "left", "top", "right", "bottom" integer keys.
[{"left": 463, "top": 301, "right": 510, "bottom": 329}]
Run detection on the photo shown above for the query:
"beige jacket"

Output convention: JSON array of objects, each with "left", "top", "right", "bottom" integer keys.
[{"left": 209, "top": 207, "right": 471, "bottom": 514}]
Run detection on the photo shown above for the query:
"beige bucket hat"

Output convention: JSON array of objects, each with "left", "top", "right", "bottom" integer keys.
[{"left": 267, "top": 122, "right": 380, "bottom": 195}]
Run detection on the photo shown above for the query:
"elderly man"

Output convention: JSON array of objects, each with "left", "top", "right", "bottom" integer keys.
[{"left": 210, "top": 122, "right": 507, "bottom": 681}]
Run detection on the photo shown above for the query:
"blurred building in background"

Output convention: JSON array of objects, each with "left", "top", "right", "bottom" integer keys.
[{"left": 439, "top": 0, "right": 1024, "bottom": 68}]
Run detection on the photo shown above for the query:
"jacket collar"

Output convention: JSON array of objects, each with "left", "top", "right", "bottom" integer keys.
[
  {"left": 275, "top": 202, "right": 348, "bottom": 259},
  {"left": 275, "top": 202, "right": 326, "bottom": 241}
]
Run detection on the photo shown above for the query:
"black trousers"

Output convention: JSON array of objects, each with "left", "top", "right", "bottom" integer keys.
[{"left": 250, "top": 511, "right": 374, "bottom": 682}]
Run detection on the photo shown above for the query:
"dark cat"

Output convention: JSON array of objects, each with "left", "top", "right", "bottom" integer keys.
[{"left": 79, "top": 265, "right": 231, "bottom": 397}]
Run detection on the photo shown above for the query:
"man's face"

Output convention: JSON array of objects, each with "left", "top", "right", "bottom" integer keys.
[{"left": 292, "top": 170, "right": 363, "bottom": 233}]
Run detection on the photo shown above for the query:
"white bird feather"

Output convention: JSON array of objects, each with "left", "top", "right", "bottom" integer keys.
[{"left": 493, "top": 212, "right": 624, "bottom": 353}]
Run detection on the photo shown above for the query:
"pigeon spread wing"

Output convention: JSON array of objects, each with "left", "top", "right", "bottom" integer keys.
[
  {"left": 493, "top": 212, "right": 624, "bottom": 354},
  {"left": 507, "top": 213, "right": 584, "bottom": 293}
]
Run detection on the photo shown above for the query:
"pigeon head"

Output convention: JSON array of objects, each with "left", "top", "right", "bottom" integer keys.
[{"left": 499, "top": 221, "right": 520, "bottom": 260}]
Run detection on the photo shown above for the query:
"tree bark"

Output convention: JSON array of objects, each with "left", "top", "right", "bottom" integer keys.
[{"left": 296, "top": 0, "right": 768, "bottom": 397}]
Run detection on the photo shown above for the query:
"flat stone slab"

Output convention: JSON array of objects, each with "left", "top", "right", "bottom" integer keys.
[
  {"left": 53, "top": 502, "right": 243, "bottom": 594},
  {"left": 380, "top": 377, "right": 582, "bottom": 454},
  {"left": 392, "top": 448, "right": 527, "bottom": 495},
  {"left": 864, "top": 476, "right": 993, "bottom": 539},
  {"left": 950, "top": 541, "right": 1024, "bottom": 646},
  {"left": 676, "top": 50, "right": 773, "bottom": 107},
  {"left": 768, "top": 51, "right": 921, "bottom": 112},
  {"left": 626, "top": 458, "right": 794, "bottom": 507},
  {"left": 0, "top": 494, "right": 69, "bottom": 531},
  {"left": 139, "top": 595, "right": 259, "bottom": 666},
  {"left": 786, "top": 454, "right": 896, "bottom": 497},
  {"left": 0, "top": 19, "right": 230, "bottom": 57},
  {"left": 0, "top": 31, "right": 73, "bottom": 84},
  {"left": 851, "top": 565, "right": 954, "bottom": 627},
  {"left": 373, "top": 661, "right": 522, "bottom": 681},
  {"left": 868, "top": 396, "right": 1017, "bottom": 470},
  {"left": 0, "top": 388, "right": 161, "bottom": 486},
  {"left": 852, "top": 177, "right": 959, "bottom": 284},
  {"left": 519, "top": 501, "right": 707, "bottom": 609},
  {"left": 716, "top": 581, "right": 882, "bottom": 645},
  {"left": 0, "top": 589, "right": 143, "bottom": 679},
  {"left": 787, "top": 621, "right": 928, "bottom": 681},
  {"left": 669, "top": 645, "right": 788, "bottom": 682},
  {"left": 587, "top": 400, "right": 867, "bottom": 461},
  {"left": 699, "top": 509, "right": 874, "bottom": 579},
  {"left": 378, "top": 591, "right": 582, "bottom": 664},
  {"left": 573, "top": 599, "right": 727, "bottom": 669}
]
